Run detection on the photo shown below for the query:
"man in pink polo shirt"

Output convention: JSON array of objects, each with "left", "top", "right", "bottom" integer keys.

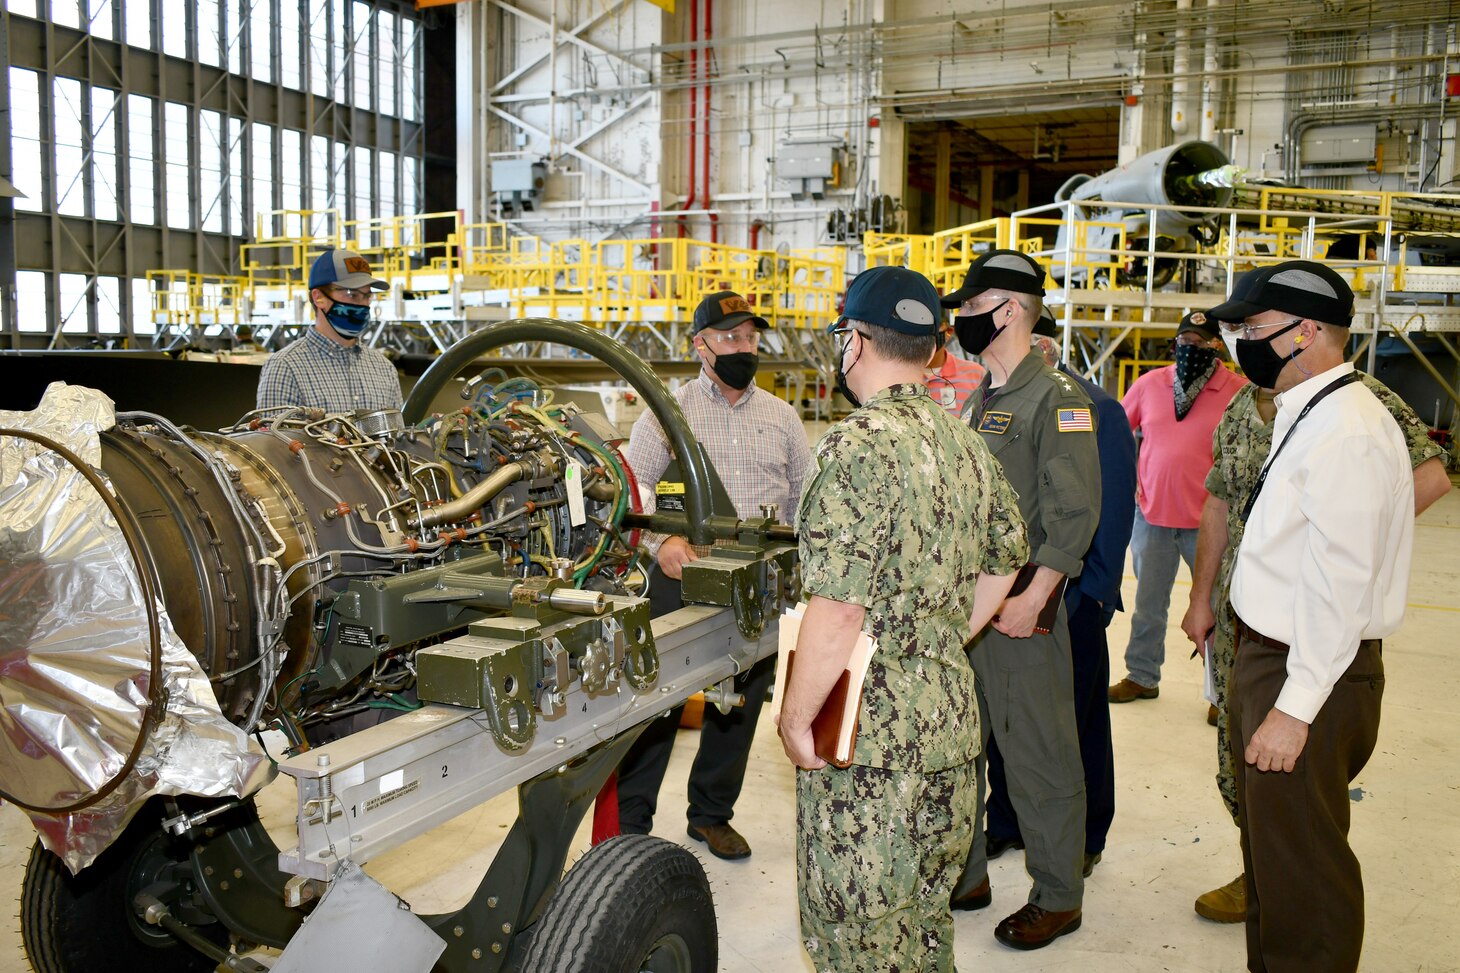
[
  {"left": 1109, "top": 311, "right": 1247, "bottom": 704},
  {"left": 925, "top": 313, "right": 988, "bottom": 416}
]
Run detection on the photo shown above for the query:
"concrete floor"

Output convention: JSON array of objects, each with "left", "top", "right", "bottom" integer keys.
[{"left": 3, "top": 480, "right": 1458, "bottom": 972}]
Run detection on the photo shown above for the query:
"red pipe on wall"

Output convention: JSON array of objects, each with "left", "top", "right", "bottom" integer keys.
[
  {"left": 703, "top": 0, "right": 718, "bottom": 244},
  {"left": 680, "top": 0, "right": 698, "bottom": 238}
]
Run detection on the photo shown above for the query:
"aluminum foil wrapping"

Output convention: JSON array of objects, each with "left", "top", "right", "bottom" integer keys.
[{"left": 0, "top": 382, "right": 272, "bottom": 873}]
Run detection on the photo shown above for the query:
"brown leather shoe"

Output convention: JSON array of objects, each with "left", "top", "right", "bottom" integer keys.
[
  {"left": 994, "top": 903, "right": 1082, "bottom": 950},
  {"left": 1207, "top": 703, "right": 1220, "bottom": 726},
  {"left": 950, "top": 876, "right": 992, "bottom": 912},
  {"left": 1108, "top": 678, "right": 1159, "bottom": 703},
  {"left": 1194, "top": 873, "right": 1246, "bottom": 923},
  {"left": 687, "top": 823, "right": 751, "bottom": 860}
]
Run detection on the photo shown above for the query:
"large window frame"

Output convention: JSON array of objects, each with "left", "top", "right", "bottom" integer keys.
[{"left": 1, "top": 0, "right": 425, "bottom": 345}]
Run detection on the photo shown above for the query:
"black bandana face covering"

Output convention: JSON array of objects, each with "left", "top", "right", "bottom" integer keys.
[{"left": 1173, "top": 344, "right": 1218, "bottom": 420}]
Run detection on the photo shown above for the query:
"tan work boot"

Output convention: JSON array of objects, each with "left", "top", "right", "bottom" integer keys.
[
  {"left": 1195, "top": 874, "right": 1246, "bottom": 923},
  {"left": 1108, "top": 678, "right": 1159, "bottom": 703}
]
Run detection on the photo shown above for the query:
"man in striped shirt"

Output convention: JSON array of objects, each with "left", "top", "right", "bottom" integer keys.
[
  {"left": 256, "top": 249, "right": 402, "bottom": 413},
  {"left": 616, "top": 289, "right": 812, "bottom": 861}
]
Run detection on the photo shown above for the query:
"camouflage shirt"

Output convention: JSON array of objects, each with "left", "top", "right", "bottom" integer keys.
[
  {"left": 797, "top": 383, "right": 1028, "bottom": 772},
  {"left": 1206, "top": 373, "right": 1443, "bottom": 591}
]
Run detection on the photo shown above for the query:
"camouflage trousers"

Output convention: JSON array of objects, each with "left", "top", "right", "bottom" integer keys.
[
  {"left": 1211, "top": 596, "right": 1240, "bottom": 826},
  {"left": 797, "top": 760, "right": 976, "bottom": 973}
]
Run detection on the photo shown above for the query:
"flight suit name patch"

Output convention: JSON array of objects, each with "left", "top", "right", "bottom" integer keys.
[{"left": 979, "top": 411, "right": 1013, "bottom": 434}]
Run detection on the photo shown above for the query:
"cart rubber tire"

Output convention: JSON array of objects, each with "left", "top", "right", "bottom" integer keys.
[
  {"left": 20, "top": 806, "right": 225, "bottom": 973},
  {"left": 520, "top": 834, "right": 717, "bottom": 973}
]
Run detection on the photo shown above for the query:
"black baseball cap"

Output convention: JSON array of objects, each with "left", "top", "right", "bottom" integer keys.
[
  {"left": 940, "top": 249, "right": 1046, "bottom": 308},
  {"left": 1034, "top": 307, "right": 1059, "bottom": 338},
  {"left": 1206, "top": 261, "right": 1354, "bottom": 327},
  {"left": 692, "top": 290, "right": 770, "bottom": 334},
  {"left": 837, "top": 266, "right": 941, "bottom": 336},
  {"left": 1176, "top": 310, "right": 1220, "bottom": 340}
]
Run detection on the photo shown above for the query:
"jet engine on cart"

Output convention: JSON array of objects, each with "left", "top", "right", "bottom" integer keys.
[{"left": 0, "top": 320, "right": 797, "bottom": 973}]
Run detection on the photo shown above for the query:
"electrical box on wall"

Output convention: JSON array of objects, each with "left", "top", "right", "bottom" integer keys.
[
  {"left": 1299, "top": 124, "right": 1377, "bottom": 166},
  {"left": 491, "top": 160, "right": 546, "bottom": 217},
  {"left": 776, "top": 136, "right": 846, "bottom": 200}
]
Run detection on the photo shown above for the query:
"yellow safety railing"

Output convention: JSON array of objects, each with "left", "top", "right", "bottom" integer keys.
[
  {"left": 862, "top": 232, "right": 935, "bottom": 278},
  {"left": 344, "top": 211, "right": 464, "bottom": 291},
  {"left": 145, "top": 270, "right": 253, "bottom": 331},
  {"left": 929, "top": 218, "right": 1012, "bottom": 294}
]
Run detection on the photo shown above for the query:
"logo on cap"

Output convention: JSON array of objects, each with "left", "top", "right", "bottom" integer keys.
[
  {"left": 718, "top": 296, "right": 751, "bottom": 315},
  {"left": 1189, "top": 311, "right": 1206, "bottom": 325},
  {"left": 344, "top": 257, "right": 371, "bottom": 275},
  {"left": 894, "top": 298, "right": 935, "bottom": 326}
]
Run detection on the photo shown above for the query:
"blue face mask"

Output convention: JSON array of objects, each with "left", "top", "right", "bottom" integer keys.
[{"left": 323, "top": 299, "right": 371, "bottom": 338}]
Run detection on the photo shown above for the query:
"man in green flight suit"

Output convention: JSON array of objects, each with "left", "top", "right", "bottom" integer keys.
[
  {"left": 945, "top": 249, "right": 1102, "bottom": 950},
  {"left": 1180, "top": 309, "right": 1451, "bottom": 925},
  {"left": 779, "top": 265, "right": 1028, "bottom": 973}
]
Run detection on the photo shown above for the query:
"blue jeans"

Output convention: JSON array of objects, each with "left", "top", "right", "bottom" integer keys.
[{"left": 1122, "top": 507, "right": 1199, "bottom": 688}]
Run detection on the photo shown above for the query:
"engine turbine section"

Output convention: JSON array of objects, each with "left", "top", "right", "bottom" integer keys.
[{"left": 0, "top": 375, "right": 646, "bottom": 854}]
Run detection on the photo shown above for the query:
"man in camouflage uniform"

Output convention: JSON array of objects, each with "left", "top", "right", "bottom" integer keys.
[
  {"left": 944, "top": 251, "right": 1101, "bottom": 950},
  {"left": 780, "top": 265, "right": 1027, "bottom": 973},
  {"left": 1181, "top": 350, "right": 1451, "bottom": 924}
]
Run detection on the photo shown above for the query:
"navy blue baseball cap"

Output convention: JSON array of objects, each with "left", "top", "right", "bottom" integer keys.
[
  {"left": 836, "top": 266, "right": 941, "bottom": 336},
  {"left": 309, "top": 248, "right": 388, "bottom": 292},
  {"left": 1207, "top": 260, "right": 1354, "bottom": 327},
  {"left": 940, "top": 249, "right": 1046, "bottom": 307}
]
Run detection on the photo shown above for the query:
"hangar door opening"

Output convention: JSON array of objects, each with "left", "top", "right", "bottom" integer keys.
[{"left": 903, "top": 108, "right": 1121, "bottom": 235}]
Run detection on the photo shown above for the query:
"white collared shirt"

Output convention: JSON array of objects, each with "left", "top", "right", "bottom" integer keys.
[{"left": 1230, "top": 362, "right": 1415, "bottom": 723}]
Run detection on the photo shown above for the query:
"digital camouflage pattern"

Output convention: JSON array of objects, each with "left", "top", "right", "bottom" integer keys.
[
  {"left": 1203, "top": 374, "right": 1443, "bottom": 821},
  {"left": 794, "top": 382, "right": 1026, "bottom": 971},
  {"left": 797, "top": 762, "right": 976, "bottom": 973},
  {"left": 796, "top": 383, "right": 1028, "bottom": 772}
]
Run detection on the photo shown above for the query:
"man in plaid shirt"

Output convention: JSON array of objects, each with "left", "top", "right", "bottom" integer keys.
[
  {"left": 256, "top": 248, "right": 401, "bottom": 413},
  {"left": 616, "top": 288, "right": 812, "bottom": 861}
]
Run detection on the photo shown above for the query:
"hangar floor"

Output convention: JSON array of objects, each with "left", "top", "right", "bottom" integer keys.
[{"left": 2, "top": 479, "right": 1457, "bottom": 973}]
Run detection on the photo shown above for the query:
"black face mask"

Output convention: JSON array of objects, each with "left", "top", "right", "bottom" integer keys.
[
  {"left": 954, "top": 299, "right": 1010, "bottom": 356},
  {"left": 1234, "top": 322, "right": 1303, "bottom": 389},
  {"left": 834, "top": 331, "right": 862, "bottom": 409},
  {"left": 708, "top": 350, "right": 759, "bottom": 390}
]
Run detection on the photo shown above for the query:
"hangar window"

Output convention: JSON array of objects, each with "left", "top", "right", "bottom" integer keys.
[{"left": 9, "top": 68, "right": 43, "bottom": 213}]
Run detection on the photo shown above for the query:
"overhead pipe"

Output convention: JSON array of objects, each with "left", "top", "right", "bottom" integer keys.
[
  {"left": 1171, "top": 0, "right": 1193, "bottom": 136},
  {"left": 1200, "top": 0, "right": 1221, "bottom": 143}
]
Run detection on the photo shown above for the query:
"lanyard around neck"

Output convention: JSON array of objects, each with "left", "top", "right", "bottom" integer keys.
[{"left": 1240, "top": 371, "right": 1360, "bottom": 523}]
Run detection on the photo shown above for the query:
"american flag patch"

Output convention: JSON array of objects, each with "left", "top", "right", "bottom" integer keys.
[{"left": 1057, "top": 408, "right": 1093, "bottom": 432}]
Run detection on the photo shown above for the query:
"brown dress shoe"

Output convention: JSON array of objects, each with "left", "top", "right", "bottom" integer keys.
[
  {"left": 1207, "top": 704, "right": 1220, "bottom": 726},
  {"left": 950, "top": 876, "right": 992, "bottom": 912},
  {"left": 1194, "top": 873, "right": 1246, "bottom": 923},
  {"left": 994, "top": 903, "right": 1082, "bottom": 950},
  {"left": 687, "top": 823, "right": 751, "bottom": 860},
  {"left": 1108, "top": 678, "right": 1159, "bottom": 703}
]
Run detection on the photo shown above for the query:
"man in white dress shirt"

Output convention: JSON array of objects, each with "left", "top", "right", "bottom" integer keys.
[{"left": 1207, "top": 261, "right": 1414, "bottom": 973}]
